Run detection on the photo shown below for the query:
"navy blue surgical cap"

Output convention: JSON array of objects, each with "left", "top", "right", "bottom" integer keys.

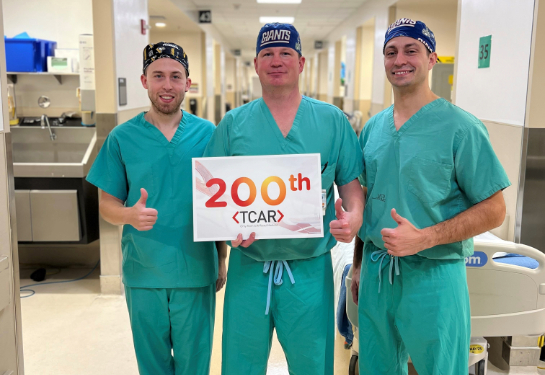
[
  {"left": 384, "top": 18, "right": 436, "bottom": 53},
  {"left": 256, "top": 23, "right": 302, "bottom": 56},
  {"left": 143, "top": 42, "right": 189, "bottom": 76}
]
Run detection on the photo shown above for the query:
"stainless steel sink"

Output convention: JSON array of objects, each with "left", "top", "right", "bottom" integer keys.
[{"left": 11, "top": 126, "right": 97, "bottom": 178}]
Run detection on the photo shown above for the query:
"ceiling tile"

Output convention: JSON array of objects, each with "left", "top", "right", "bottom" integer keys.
[{"left": 156, "top": 0, "right": 371, "bottom": 52}]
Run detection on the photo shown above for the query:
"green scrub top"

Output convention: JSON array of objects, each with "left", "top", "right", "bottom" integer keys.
[
  {"left": 87, "top": 111, "right": 218, "bottom": 288},
  {"left": 204, "top": 96, "right": 363, "bottom": 262},
  {"left": 358, "top": 98, "right": 511, "bottom": 260}
]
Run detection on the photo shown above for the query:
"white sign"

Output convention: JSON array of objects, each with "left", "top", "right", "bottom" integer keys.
[
  {"left": 193, "top": 154, "right": 323, "bottom": 242},
  {"left": 79, "top": 34, "right": 95, "bottom": 90}
]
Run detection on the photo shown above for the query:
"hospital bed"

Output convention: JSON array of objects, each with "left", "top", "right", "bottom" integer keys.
[{"left": 332, "top": 234, "right": 545, "bottom": 375}]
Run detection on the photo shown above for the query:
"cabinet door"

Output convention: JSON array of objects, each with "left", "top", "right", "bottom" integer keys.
[
  {"left": 30, "top": 190, "right": 80, "bottom": 241},
  {"left": 14, "top": 190, "right": 32, "bottom": 241}
]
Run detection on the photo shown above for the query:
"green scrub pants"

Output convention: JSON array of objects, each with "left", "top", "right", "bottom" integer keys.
[
  {"left": 125, "top": 284, "right": 215, "bottom": 375},
  {"left": 222, "top": 249, "right": 335, "bottom": 375},
  {"left": 358, "top": 242, "right": 470, "bottom": 375}
]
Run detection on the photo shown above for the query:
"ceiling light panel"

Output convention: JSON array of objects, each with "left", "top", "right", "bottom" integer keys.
[
  {"left": 257, "top": 0, "right": 302, "bottom": 3},
  {"left": 259, "top": 16, "right": 295, "bottom": 23}
]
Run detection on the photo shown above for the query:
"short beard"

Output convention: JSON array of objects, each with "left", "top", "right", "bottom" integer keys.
[{"left": 149, "top": 93, "right": 184, "bottom": 116}]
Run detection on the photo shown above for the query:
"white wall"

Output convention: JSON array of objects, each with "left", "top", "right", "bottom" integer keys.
[
  {"left": 194, "top": 23, "right": 234, "bottom": 59},
  {"left": 225, "top": 58, "right": 235, "bottom": 92},
  {"left": 312, "top": 55, "right": 319, "bottom": 97},
  {"left": 113, "top": 0, "right": 149, "bottom": 112},
  {"left": 246, "top": 64, "right": 257, "bottom": 91},
  {"left": 3, "top": 0, "right": 93, "bottom": 48},
  {"left": 455, "top": 0, "right": 534, "bottom": 126},
  {"left": 318, "top": 50, "right": 328, "bottom": 96},
  {"left": 311, "top": 0, "right": 396, "bottom": 106},
  {"left": 251, "top": 76, "right": 262, "bottom": 99},
  {"left": 205, "top": 33, "right": 215, "bottom": 121},
  {"left": 3, "top": 0, "right": 94, "bottom": 115},
  {"left": 150, "top": 30, "right": 204, "bottom": 98},
  {"left": 327, "top": 45, "right": 335, "bottom": 99},
  {"left": 235, "top": 57, "right": 243, "bottom": 105},
  {"left": 344, "top": 34, "right": 356, "bottom": 112},
  {"left": 396, "top": 3, "right": 458, "bottom": 57},
  {"left": 220, "top": 45, "right": 226, "bottom": 118},
  {"left": 360, "top": 24, "right": 375, "bottom": 101},
  {"left": 13, "top": 75, "right": 80, "bottom": 115}
]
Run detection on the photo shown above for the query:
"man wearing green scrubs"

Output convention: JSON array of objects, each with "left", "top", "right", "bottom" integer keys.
[
  {"left": 204, "top": 23, "right": 365, "bottom": 374},
  {"left": 86, "top": 42, "right": 226, "bottom": 375},
  {"left": 350, "top": 19, "right": 511, "bottom": 374}
]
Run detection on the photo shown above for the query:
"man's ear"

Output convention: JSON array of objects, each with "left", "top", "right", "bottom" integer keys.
[
  {"left": 254, "top": 57, "right": 258, "bottom": 74},
  {"left": 185, "top": 77, "right": 192, "bottom": 92},
  {"left": 428, "top": 52, "right": 438, "bottom": 70},
  {"left": 141, "top": 73, "right": 148, "bottom": 89}
]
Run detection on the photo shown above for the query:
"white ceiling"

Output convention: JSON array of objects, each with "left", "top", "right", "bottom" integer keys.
[
  {"left": 154, "top": 0, "right": 371, "bottom": 58},
  {"left": 150, "top": 0, "right": 458, "bottom": 60},
  {"left": 192, "top": 0, "right": 370, "bottom": 51},
  {"left": 396, "top": 0, "right": 457, "bottom": 5},
  {"left": 148, "top": 0, "right": 203, "bottom": 33}
]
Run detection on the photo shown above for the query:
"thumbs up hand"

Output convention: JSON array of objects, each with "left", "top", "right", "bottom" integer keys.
[
  {"left": 129, "top": 188, "right": 158, "bottom": 231},
  {"left": 329, "top": 198, "right": 361, "bottom": 243},
  {"left": 380, "top": 208, "right": 430, "bottom": 256}
]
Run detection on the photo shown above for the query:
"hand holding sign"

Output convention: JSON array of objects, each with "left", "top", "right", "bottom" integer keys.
[
  {"left": 381, "top": 208, "right": 430, "bottom": 256},
  {"left": 129, "top": 188, "right": 158, "bottom": 231},
  {"left": 231, "top": 232, "right": 257, "bottom": 248},
  {"left": 329, "top": 198, "right": 360, "bottom": 243}
]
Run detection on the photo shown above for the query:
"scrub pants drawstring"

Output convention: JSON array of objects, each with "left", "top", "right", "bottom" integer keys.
[
  {"left": 263, "top": 260, "right": 295, "bottom": 315},
  {"left": 370, "top": 250, "right": 400, "bottom": 293}
]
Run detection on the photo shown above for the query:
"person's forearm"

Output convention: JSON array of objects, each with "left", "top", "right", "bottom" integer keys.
[
  {"left": 423, "top": 191, "right": 506, "bottom": 248},
  {"left": 99, "top": 198, "right": 132, "bottom": 226},
  {"left": 350, "top": 184, "right": 366, "bottom": 268},
  {"left": 353, "top": 235, "right": 364, "bottom": 268},
  {"left": 216, "top": 241, "right": 227, "bottom": 261},
  {"left": 338, "top": 179, "right": 365, "bottom": 215}
]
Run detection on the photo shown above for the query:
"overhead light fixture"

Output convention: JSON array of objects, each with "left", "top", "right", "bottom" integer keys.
[
  {"left": 155, "top": 22, "right": 166, "bottom": 27},
  {"left": 259, "top": 16, "right": 295, "bottom": 23},
  {"left": 257, "top": 0, "right": 301, "bottom": 3}
]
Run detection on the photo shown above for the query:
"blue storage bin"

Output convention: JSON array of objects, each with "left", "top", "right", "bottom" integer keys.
[
  {"left": 4, "top": 34, "right": 57, "bottom": 72},
  {"left": 43, "top": 40, "right": 56, "bottom": 60}
]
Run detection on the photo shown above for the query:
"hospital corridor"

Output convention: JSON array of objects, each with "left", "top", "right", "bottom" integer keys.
[{"left": 1, "top": 0, "right": 545, "bottom": 374}]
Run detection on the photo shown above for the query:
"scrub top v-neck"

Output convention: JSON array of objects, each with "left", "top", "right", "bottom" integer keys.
[
  {"left": 358, "top": 98, "right": 511, "bottom": 260},
  {"left": 87, "top": 110, "right": 218, "bottom": 288},
  {"left": 144, "top": 112, "right": 185, "bottom": 148},
  {"left": 260, "top": 97, "right": 303, "bottom": 146},
  {"left": 204, "top": 96, "right": 363, "bottom": 261}
]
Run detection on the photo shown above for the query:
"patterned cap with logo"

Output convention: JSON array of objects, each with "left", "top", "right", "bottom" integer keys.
[
  {"left": 383, "top": 18, "right": 436, "bottom": 53},
  {"left": 143, "top": 42, "right": 189, "bottom": 77},
  {"left": 256, "top": 23, "right": 302, "bottom": 56}
]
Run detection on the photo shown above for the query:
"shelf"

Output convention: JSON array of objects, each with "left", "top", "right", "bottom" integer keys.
[{"left": 7, "top": 72, "right": 79, "bottom": 85}]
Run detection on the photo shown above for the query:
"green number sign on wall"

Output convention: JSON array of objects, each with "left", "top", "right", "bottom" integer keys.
[{"left": 478, "top": 35, "right": 492, "bottom": 69}]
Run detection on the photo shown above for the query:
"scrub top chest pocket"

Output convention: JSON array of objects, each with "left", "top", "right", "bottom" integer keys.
[
  {"left": 321, "top": 162, "right": 336, "bottom": 192},
  {"left": 407, "top": 157, "right": 453, "bottom": 204},
  {"left": 363, "top": 151, "right": 378, "bottom": 192},
  {"left": 321, "top": 162, "right": 336, "bottom": 216}
]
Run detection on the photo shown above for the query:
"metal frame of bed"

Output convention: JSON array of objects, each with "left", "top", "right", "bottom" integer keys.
[{"left": 343, "top": 239, "right": 545, "bottom": 375}]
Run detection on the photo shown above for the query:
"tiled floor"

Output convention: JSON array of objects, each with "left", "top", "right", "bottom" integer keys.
[
  {"left": 18, "top": 267, "right": 544, "bottom": 375},
  {"left": 19, "top": 267, "right": 353, "bottom": 375}
]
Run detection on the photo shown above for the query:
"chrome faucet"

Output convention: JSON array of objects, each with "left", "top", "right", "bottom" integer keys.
[{"left": 41, "top": 114, "right": 56, "bottom": 141}]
